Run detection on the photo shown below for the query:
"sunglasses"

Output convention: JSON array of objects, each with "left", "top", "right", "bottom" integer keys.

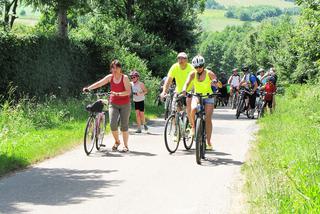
[
  {"left": 130, "top": 76, "right": 138, "bottom": 79},
  {"left": 195, "top": 65, "right": 204, "bottom": 69}
]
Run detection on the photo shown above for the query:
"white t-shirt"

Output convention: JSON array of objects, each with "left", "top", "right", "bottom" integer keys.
[{"left": 229, "top": 75, "right": 241, "bottom": 87}]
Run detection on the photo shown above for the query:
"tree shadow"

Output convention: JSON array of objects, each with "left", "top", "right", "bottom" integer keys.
[{"left": 0, "top": 168, "right": 121, "bottom": 213}]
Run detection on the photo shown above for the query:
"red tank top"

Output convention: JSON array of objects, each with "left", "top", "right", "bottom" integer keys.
[{"left": 110, "top": 75, "right": 130, "bottom": 105}]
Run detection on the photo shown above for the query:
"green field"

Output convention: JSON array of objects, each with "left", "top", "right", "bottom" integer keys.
[
  {"left": 216, "top": 0, "right": 296, "bottom": 8},
  {"left": 200, "top": 9, "right": 258, "bottom": 32},
  {"left": 15, "top": 5, "right": 40, "bottom": 26}
]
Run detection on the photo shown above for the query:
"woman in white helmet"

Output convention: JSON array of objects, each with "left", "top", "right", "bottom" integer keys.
[{"left": 182, "top": 55, "right": 218, "bottom": 150}]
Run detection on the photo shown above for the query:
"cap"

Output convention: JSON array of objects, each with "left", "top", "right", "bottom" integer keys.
[{"left": 177, "top": 52, "right": 188, "bottom": 59}]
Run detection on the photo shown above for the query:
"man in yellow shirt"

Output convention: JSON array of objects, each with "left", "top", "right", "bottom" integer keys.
[{"left": 161, "top": 52, "right": 194, "bottom": 121}]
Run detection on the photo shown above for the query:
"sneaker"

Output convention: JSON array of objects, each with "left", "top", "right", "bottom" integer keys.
[
  {"left": 206, "top": 144, "right": 213, "bottom": 150},
  {"left": 144, "top": 124, "right": 148, "bottom": 131},
  {"left": 135, "top": 129, "right": 142, "bottom": 133}
]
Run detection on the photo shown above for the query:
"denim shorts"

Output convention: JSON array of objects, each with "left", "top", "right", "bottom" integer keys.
[{"left": 204, "top": 98, "right": 215, "bottom": 105}]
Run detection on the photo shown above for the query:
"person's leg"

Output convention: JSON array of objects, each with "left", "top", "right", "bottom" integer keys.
[
  {"left": 119, "top": 103, "right": 131, "bottom": 149},
  {"left": 135, "top": 109, "right": 141, "bottom": 131},
  {"left": 190, "top": 97, "right": 198, "bottom": 135},
  {"left": 186, "top": 96, "right": 192, "bottom": 124},
  {"left": 272, "top": 94, "right": 276, "bottom": 110},
  {"left": 109, "top": 104, "right": 121, "bottom": 146},
  {"left": 249, "top": 93, "right": 257, "bottom": 117},
  {"left": 205, "top": 102, "right": 214, "bottom": 146}
]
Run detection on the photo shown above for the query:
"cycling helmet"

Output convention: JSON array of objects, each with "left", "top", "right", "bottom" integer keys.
[
  {"left": 241, "top": 65, "right": 249, "bottom": 72},
  {"left": 192, "top": 55, "right": 205, "bottom": 68},
  {"left": 269, "top": 76, "right": 276, "bottom": 84},
  {"left": 130, "top": 70, "right": 140, "bottom": 77}
]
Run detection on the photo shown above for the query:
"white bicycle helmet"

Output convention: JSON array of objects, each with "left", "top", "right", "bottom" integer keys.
[{"left": 192, "top": 55, "right": 205, "bottom": 68}]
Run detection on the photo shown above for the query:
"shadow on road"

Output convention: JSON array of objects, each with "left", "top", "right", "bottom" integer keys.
[
  {"left": 203, "top": 157, "right": 243, "bottom": 167},
  {"left": 92, "top": 150, "right": 157, "bottom": 158},
  {"left": 0, "top": 168, "right": 121, "bottom": 213}
]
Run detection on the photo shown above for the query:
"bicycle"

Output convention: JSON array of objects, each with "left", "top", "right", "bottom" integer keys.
[
  {"left": 164, "top": 93, "right": 193, "bottom": 154},
  {"left": 193, "top": 93, "right": 220, "bottom": 165},
  {"left": 256, "top": 91, "right": 266, "bottom": 118},
  {"left": 164, "top": 87, "right": 175, "bottom": 120},
  {"left": 83, "top": 92, "right": 110, "bottom": 156},
  {"left": 235, "top": 88, "right": 252, "bottom": 119}
]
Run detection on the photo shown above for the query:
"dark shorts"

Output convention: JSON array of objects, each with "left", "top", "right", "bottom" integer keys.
[
  {"left": 134, "top": 101, "right": 145, "bottom": 112},
  {"left": 264, "top": 99, "right": 273, "bottom": 108}
]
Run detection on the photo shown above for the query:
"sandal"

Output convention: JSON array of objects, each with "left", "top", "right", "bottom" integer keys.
[
  {"left": 122, "top": 146, "right": 129, "bottom": 153},
  {"left": 112, "top": 141, "right": 120, "bottom": 151}
]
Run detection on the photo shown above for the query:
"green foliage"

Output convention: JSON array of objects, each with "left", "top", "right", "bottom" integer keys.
[
  {"left": 244, "top": 84, "right": 320, "bottom": 213},
  {"left": 225, "top": 5, "right": 294, "bottom": 22},
  {"left": 205, "top": 0, "right": 225, "bottom": 9}
]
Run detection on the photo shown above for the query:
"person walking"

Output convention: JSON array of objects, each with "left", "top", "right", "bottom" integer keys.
[
  {"left": 83, "top": 60, "right": 131, "bottom": 152},
  {"left": 130, "top": 70, "right": 148, "bottom": 133}
]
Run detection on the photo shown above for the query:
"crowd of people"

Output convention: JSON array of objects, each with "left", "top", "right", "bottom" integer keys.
[{"left": 82, "top": 53, "right": 278, "bottom": 152}]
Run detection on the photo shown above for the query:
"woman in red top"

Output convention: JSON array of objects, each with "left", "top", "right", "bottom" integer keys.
[{"left": 83, "top": 60, "right": 132, "bottom": 152}]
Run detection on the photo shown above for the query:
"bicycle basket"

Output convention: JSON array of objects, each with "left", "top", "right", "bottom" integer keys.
[{"left": 86, "top": 100, "right": 104, "bottom": 113}]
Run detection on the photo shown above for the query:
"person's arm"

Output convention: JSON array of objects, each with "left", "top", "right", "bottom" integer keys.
[
  {"left": 228, "top": 76, "right": 233, "bottom": 85},
  {"left": 83, "top": 74, "right": 111, "bottom": 91},
  {"left": 261, "top": 72, "right": 270, "bottom": 81},
  {"left": 162, "top": 76, "right": 173, "bottom": 94},
  {"left": 182, "top": 72, "right": 195, "bottom": 93},
  {"left": 139, "top": 82, "right": 148, "bottom": 96},
  {"left": 239, "top": 75, "right": 246, "bottom": 87},
  {"left": 112, "top": 75, "right": 131, "bottom": 96}
]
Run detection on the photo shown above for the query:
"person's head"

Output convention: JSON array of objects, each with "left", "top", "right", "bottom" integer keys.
[
  {"left": 177, "top": 52, "right": 188, "bottom": 67},
  {"left": 220, "top": 71, "right": 226, "bottom": 77},
  {"left": 232, "top": 68, "right": 238, "bottom": 75},
  {"left": 192, "top": 55, "right": 205, "bottom": 74},
  {"left": 241, "top": 65, "right": 249, "bottom": 73},
  {"left": 258, "top": 68, "right": 265, "bottom": 76},
  {"left": 270, "top": 67, "right": 276, "bottom": 75},
  {"left": 129, "top": 70, "right": 140, "bottom": 83},
  {"left": 268, "top": 76, "right": 276, "bottom": 85},
  {"left": 110, "top": 60, "right": 122, "bottom": 74}
]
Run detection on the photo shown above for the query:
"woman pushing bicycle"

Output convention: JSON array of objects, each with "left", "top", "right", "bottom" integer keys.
[
  {"left": 182, "top": 55, "right": 218, "bottom": 150},
  {"left": 83, "top": 60, "right": 132, "bottom": 152}
]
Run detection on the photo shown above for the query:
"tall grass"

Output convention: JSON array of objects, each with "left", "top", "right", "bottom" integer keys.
[
  {"left": 244, "top": 84, "right": 320, "bottom": 213},
  {"left": 0, "top": 86, "right": 163, "bottom": 176}
]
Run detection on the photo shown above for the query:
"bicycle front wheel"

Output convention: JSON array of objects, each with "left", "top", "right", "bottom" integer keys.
[
  {"left": 236, "top": 98, "right": 244, "bottom": 119},
  {"left": 164, "top": 114, "right": 180, "bottom": 153},
  {"left": 195, "top": 117, "right": 203, "bottom": 165},
  {"left": 96, "top": 113, "right": 106, "bottom": 150},
  {"left": 84, "top": 116, "right": 96, "bottom": 155}
]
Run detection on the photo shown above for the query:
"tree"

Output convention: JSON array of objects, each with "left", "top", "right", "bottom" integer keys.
[
  {"left": 23, "top": 0, "right": 89, "bottom": 38},
  {"left": 1, "top": 0, "right": 19, "bottom": 30}
]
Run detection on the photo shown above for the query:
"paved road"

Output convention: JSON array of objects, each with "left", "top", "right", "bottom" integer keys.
[{"left": 0, "top": 108, "right": 257, "bottom": 214}]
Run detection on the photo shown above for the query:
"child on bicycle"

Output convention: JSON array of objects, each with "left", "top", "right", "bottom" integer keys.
[
  {"left": 182, "top": 55, "right": 218, "bottom": 150},
  {"left": 130, "top": 70, "right": 148, "bottom": 133}
]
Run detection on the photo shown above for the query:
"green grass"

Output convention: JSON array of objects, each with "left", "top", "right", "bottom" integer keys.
[
  {"left": 200, "top": 9, "right": 259, "bottom": 32},
  {"left": 0, "top": 92, "right": 163, "bottom": 177},
  {"left": 216, "top": 0, "right": 296, "bottom": 8},
  {"left": 243, "top": 84, "right": 320, "bottom": 213}
]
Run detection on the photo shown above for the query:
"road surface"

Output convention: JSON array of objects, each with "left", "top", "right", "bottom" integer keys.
[{"left": 0, "top": 108, "right": 257, "bottom": 214}]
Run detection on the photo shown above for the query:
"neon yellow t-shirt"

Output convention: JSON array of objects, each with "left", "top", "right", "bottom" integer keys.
[
  {"left": 194, "top": 69, "right": 213, "bottom": 95},
  {"left": 168, "top": 63, "right": 194, "bottom": 93}
]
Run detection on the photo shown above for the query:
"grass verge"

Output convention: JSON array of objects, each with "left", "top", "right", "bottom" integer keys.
[
  {"left": 0, "top": 94, "right": 163, "bottom": 177},
  {"left": 243, "top": 84, "right": 320, "bottom": 213}
]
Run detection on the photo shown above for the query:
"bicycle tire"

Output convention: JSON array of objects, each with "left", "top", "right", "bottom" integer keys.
[
  {"left": 195, "top": 117, "right": 203, "bottom": 165},
  {"left": 183, "top": 114, "right": 193, "bottom": 150},
  {"left": 84, "top": 116, "right": 96, "bottom": 155},
  {"left": 164, "top": 114, "right": 180, "bottom": 153},
  {"left": 96, "top": 113, "right": 106, "bottom": 150},
  {"left": 236, "top": 98, "right": 244, "bottom": 119}
]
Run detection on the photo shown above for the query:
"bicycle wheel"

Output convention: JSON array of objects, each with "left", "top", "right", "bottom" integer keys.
[
  {"left": 96, "top": 113, "right": 106, "bottom": 150},
  {"left": 232, "top": 94, "right": 237, "bottom": 109},
  {"left": 183, "top": 114, "right": 193, "bottom": 150},
  {"left": 195, "top": 117, "right": 203, "bottom": 165},
  {"left": 236, "top": 98, "right": 244, "bottom": 119},
  {"left": 84, "top": 116, "right": 96, "bottom": 155},
  {"left": 164, "top": 97, "right": 171, "bottom": 120},
  {"left": 164, "top": 114, "right": 180, "bottom": 153}
]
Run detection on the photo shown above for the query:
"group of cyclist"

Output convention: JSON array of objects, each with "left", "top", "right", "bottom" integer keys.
[{"left": 83, "top": 52, "right": 278, "bottom": 153}]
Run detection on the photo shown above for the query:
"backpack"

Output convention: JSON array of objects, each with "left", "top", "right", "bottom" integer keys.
[{"left": 251, "top": 73, "right": 261, "bottom": 86}]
